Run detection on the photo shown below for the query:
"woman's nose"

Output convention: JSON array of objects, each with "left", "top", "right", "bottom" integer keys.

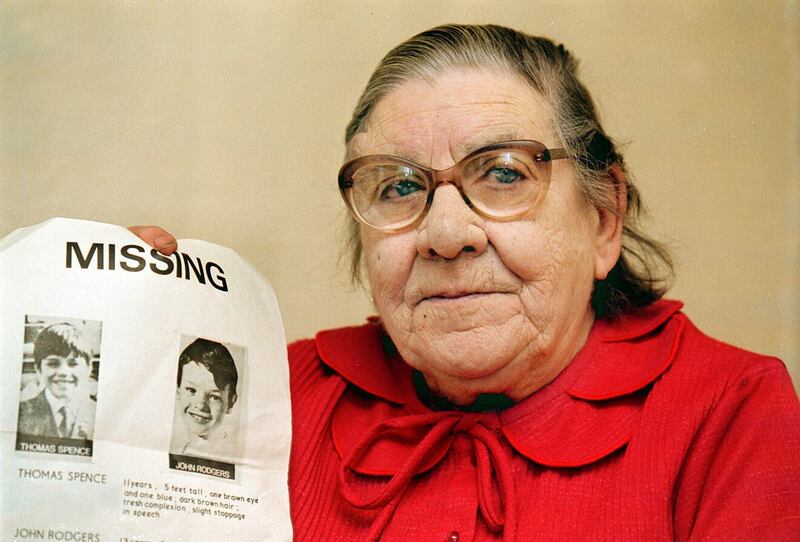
[
  {"left": 416, "top": 184, "right": 488, "bottom": 260},
  {"left": 197, "top": 398, "right": 211, "bottom": 412}
]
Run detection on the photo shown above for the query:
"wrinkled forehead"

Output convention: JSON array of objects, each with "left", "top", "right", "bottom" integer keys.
[{"left": 348, "top": 68, "right": 556, "bottom": 168}]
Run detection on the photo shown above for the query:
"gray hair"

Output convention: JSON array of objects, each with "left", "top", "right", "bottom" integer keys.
[{"left": 343, "top": 24, "right": 673, "bottom": 318}]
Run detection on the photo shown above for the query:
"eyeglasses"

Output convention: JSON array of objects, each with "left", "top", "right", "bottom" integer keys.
[{"left": 338, "top": 140, "right": 568, "bottom": 232}]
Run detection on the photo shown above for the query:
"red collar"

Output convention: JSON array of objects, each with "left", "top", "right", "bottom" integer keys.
[{"left": 316, "top": 299, "right": 685, "bottom": 470}]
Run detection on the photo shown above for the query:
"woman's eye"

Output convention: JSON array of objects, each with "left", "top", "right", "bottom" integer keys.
[
  {"left": 185, "top": 386, "right": 196, "bottom": 395},
  {"left": 379, "top": 179, "right": 424, "bottom": 200},
  {"left": 209, "top": 395, "right": 222, "bottom": 403},
  {"left": 488, "top": 167, "right": 523, "bottom": 184}
]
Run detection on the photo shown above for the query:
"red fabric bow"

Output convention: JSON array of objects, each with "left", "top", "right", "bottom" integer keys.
[{"left": 338, "top": 411, "right": 517, "bottom": 542}]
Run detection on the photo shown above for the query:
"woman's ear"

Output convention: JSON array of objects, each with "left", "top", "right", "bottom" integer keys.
[{"left": 594, "top": 164, "right": 627, "bottom": 280}]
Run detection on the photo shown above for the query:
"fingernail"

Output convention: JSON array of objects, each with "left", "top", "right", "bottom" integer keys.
[{"left": 154, "top": 235, "right": 177, "bottom": 253}]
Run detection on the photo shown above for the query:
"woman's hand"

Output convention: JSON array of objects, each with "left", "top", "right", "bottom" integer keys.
[{"left": 128, "top": 225, "right": 178, "bottom": 255}]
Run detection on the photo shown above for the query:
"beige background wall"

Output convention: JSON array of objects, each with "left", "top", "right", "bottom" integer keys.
[{"left": 2, "top": 1, "right": 799, "bottom": 388}]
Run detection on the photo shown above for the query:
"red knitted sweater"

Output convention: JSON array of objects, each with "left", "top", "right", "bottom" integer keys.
[{"left": 287, "top": 300, "right": 800, "bottom": 541}]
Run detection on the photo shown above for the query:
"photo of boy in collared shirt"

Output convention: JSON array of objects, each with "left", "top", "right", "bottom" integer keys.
[{"left": 16, "top": 317, "right": 101, "bottom": 449}]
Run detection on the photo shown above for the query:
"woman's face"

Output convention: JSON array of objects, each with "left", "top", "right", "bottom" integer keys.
[{"left": 350, "top": 69, "right": 622, "bottom": 405}]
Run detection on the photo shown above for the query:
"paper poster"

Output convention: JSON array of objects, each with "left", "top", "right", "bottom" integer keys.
[{"left": 0, "top": 218, "right": 292, "bottom": 541}]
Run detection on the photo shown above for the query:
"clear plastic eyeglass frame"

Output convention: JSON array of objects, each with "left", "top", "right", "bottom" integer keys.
[{"left": 338, "top": 140, "right": 569, "bottom": 233}]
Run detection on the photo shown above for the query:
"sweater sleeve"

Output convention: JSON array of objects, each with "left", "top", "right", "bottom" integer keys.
[{"left": 674, "top": 358, "right": 800, "bottom": 541}]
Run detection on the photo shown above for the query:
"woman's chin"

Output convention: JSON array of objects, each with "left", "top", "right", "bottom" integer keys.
[
  {"left": 406, "top": 344, "right": 528, "bottom": 402},
  {"left": 406, "top": 320, "right": 529, "bottom": 372}
]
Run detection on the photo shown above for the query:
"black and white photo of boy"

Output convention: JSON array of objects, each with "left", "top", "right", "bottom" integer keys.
[
  {"left": 16, "top": 316, "right": 102, "bottom": 455},
  {"left": 169, "top": 337, "right": 245, "bottom": 466}
]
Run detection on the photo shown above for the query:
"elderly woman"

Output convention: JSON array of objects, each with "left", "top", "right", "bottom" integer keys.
[{"left": 135, "top": 25, "right": 800, "bottom": 541}]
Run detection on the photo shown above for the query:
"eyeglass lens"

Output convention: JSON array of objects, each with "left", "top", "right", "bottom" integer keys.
[{"left": 347, "top": 145, "right": 551, "bottom": 230}]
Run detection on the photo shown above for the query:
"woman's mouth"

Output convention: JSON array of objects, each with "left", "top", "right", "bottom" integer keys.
[
  {"left": 422, "top": 291, "right": 509, "bottom": 303},
  {"left": 428, "top": 291, "right": 484, "bottom": 300}
]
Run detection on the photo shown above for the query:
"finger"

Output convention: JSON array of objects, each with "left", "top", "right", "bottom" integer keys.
[{"left": 128, "top": 225, "right": 178, "bottom": 255}]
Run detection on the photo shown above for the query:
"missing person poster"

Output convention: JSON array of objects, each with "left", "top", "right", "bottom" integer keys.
[{"left": 0, "top": 218, "right": 292, "bottom": 541}]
